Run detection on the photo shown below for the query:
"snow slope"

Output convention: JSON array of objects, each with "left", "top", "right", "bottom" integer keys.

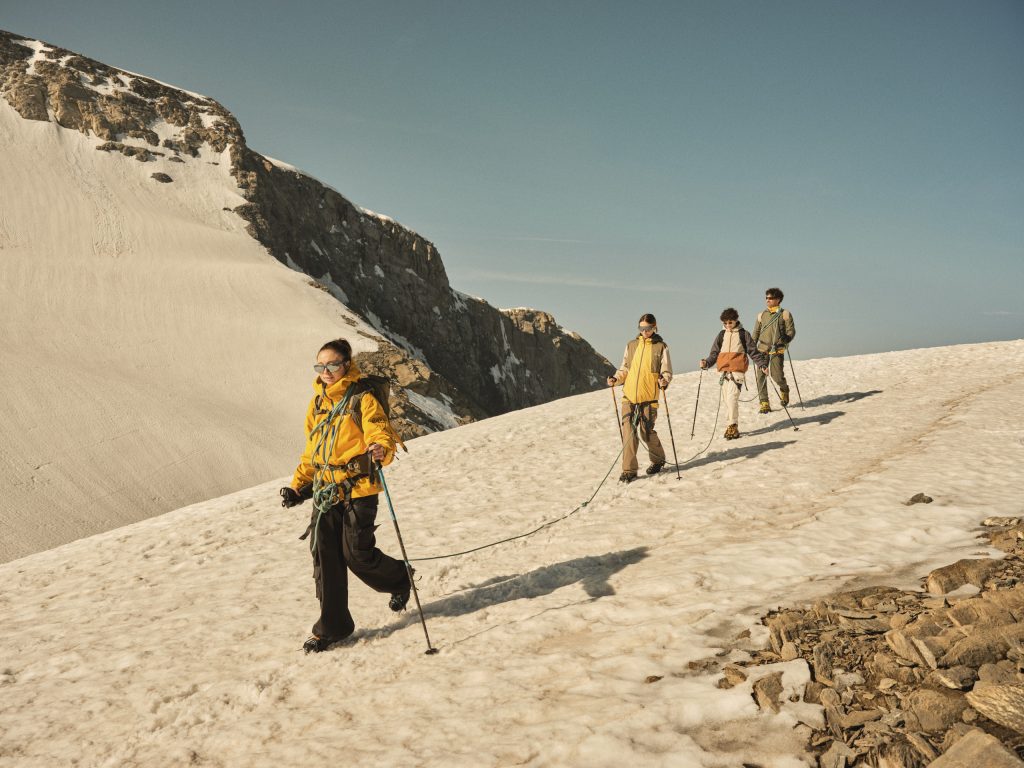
[
  {"left": 2, "top": 340, "right": 1022, "bottom": 766},
  {"left": 0, "top": 99, "right": 389, "bottom": 562}
]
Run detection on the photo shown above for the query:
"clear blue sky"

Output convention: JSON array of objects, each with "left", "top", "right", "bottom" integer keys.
[{"left": 5, "top": 1, "right": 1022, "bottom": 366}]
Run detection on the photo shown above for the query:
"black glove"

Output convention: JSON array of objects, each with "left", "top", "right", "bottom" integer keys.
[{"left": 280, "top": 487, "right": 303, "bottom": 508}]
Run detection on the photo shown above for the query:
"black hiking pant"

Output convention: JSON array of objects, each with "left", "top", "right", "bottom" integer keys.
[{"left": 309, "top": 494, "right": 409, "bottom": 639}]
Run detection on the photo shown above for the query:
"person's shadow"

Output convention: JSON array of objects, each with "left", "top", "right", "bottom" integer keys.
[
  {"left": 798, "top": 390, "right": 883, "bottom": 408},
  {"left": 670, "top": 439, "right": 796, "bottom": 471},
  {"left": 744, "top": 409, "right": 845, "bottom": 436},
  {"left": 352, "top": 547, "right": 650, "bottom": 644}
]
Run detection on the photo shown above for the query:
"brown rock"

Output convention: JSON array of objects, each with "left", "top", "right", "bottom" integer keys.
[
  {"left": 903, "top": 688, "right": 968, "bottom": 732},
  {"left": 751, "top": 671, "right": 784, "bottom": 713},
  {"left": 780, "top": 641, "right": 799, "bottom": 661},
  {"left": 927, "top": 727, "right": 1024, "bottom": 767},
  {"left": 929, "top": 665, "right": 977, "bottom": 690},
  {"left": 965, "top": 681, "right": 1024, "bottom": 734},
  {"left": 905, "top": 493, "right": 933, "bottom": 505},
  {"left": 885, "top": 630, "right": 927, "bottom": 666},
  {"left": 979, "top": 660, "right": 1020, "bottom": 685},
  {"left": 927, "top": 559, "right": 1004, "bottom": 595},
  {"left": 722, "top": 664, "right": 748, "bottom": 686},
  {"left": 819, "top": 739, "right": 857, "bottom": 768},
  {"left": 803, "top": 680, "right": 825, "bottom": 704},
  {"left": 940, "top": 624, "right": 1024, "bottom": 668}
]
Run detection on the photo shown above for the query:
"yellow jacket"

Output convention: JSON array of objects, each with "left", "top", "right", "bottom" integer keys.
[{"left": 290, "top": 362, "right": 395, "bottom": 499}]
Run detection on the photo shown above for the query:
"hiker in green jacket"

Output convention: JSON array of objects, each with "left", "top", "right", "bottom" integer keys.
[{"left": 752, "top": 288, "right": 796, "bottom": 413}]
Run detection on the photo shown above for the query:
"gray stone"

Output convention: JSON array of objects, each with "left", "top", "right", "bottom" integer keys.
[{"left": 150, "top": 172, "right": 173, "bottom": 183}]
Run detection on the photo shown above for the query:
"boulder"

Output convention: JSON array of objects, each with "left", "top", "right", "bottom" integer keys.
[
  {"left": 966, "top": 682, "right": 1024, "bottom": 734},
  {"left": 928, "top": 727, "right": 1024, "bottom": 767}
]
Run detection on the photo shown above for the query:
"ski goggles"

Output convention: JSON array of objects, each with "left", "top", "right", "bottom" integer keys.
[
  {"left": 638, "top": 325, "right": 656, "bottom": 332},
  {"left": 313, "top": 361, "right": 346, "bottom": 374}
]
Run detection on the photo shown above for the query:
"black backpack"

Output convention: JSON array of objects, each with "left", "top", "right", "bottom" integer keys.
[{"left": 346, "top": 375, "right": 408, "bottom": 452}]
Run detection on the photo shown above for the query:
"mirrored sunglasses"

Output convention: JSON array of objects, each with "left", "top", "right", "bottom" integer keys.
[{"left": 313, "top": 361, "right": 345, "bottom": 374}]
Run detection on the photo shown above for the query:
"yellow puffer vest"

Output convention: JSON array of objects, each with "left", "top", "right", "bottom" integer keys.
[{"left": 623, "top": 336, "right": 665, "bottom": 405}]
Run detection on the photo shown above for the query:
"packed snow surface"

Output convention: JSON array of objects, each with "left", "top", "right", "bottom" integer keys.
[{"left": 2, "top": 340, "right": 1023, "bottom": 766}]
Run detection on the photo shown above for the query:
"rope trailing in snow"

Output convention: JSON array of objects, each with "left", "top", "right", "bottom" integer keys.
[{"left": 408, "top": 382, "right": 726, "bottom": 562}]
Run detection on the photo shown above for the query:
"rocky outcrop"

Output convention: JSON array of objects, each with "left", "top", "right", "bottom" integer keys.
[
  {"left": 717, "top": 512, "right": 1024, "bottom": 767},
  {"left": 0, "top": 29, "right": 612, "bottom": 432}
]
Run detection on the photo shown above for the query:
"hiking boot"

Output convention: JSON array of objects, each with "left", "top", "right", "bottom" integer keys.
[
  {"left": 724, "top": 424, "right": 739, "bottom": 440},
  {"left": 780, "top": 390, "right": 790, "bottom": 407},
  {"left": 303, "top": 634, "right": 342, "bottom": 654},
  {"left": 389, "top": 568, "right": 414, "bottom": 612},
  {"left": 758, "top": 401, "right": 771, "bottom": 414},
  {"left": 645, "top": 462, "right": 665, "bottom": 476},
  {"left": 618, "top": 471, "right": 637, "bottom": 484}
]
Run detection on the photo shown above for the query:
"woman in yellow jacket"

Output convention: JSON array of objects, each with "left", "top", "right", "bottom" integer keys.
[
  {"left": 279, "top": 338, "right": 411, "bottom": 653},
  {"left": 606, "top": 313, "right": 673, "bottom": 482}
]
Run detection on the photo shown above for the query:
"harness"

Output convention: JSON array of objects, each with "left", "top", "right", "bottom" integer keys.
[{"left": 299, "top": 383, "right": 374, "bottom": 549}]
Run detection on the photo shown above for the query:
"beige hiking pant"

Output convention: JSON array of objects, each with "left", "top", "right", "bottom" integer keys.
[
  {"left": 722, "top": 372, "right": 744, "bottom": 427},
  {"left": 620, "top": 401, "right": 666, "bottom": 473}
]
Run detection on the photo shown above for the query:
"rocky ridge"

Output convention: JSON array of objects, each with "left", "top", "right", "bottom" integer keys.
[
  {"left": 706, "top": 507, "right": 1024, "bottom": 767},
  {"left": 0, "top": 29, "right": 611, "bottom": 435}
]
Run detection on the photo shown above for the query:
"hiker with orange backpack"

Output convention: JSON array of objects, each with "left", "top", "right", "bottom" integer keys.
[
  {"left": 700, "top": 308, "right": 769, "bottom": 440},
  {"left": 279, "top": 338, "right": 411, "bottom": 653}
]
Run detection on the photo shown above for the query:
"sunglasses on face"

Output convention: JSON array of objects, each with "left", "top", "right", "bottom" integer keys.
[{"left": 313, "top": 361, "right": 346, "bottom": 374}]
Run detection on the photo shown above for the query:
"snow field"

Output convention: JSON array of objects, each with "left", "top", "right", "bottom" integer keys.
[{"left": 1, "top": 340, "right": 1022, "bottom": 766}]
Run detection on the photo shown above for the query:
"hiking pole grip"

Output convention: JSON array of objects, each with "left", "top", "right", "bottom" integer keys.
[
  {"left": 690, "top": 368, "right": 703, "bottom": 439},
  {"left": 375, "top": 462, "right": 438, "bottom": 655},
  {"left": 661, "top": 385, "right": 681, "bottom": 480}
]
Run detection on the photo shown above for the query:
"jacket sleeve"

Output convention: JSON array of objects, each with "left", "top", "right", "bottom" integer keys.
[
  {"left": 781, "top": 310, "right": 795, "bottom": 345},
  {"left": 752, "top": 311, "right": 763, "bottom": 344},
  {"left": 743, "top": 329, "right": 768, "bottom": 368},
  {"left": 705, "top": 331, "right": 723, "bottom": 367},
  {"left": 359, "top": 392, "right": 396, "bottom": 467},
  {"left": 659, "top": 345, "right": 673, "bottom": 384},
  {"left": 613, "top": 345, "right": 630, "bottom": 384},
  {"left": 291, "top": 397, "right": 318, "bottom": 490}
]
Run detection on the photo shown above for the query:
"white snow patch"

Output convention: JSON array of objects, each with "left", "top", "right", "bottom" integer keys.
[
  {"left": 374, "top": 265, "right": 385, "bottom": 278},
  {"left": 404, "top": 389, "right": 462, "bottom": 430}
]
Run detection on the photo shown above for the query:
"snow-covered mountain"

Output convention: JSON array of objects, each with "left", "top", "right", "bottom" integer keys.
[
  {"left": 2, "top": 340, "right": 1022, "bottom": 766},
  {"left": 0, "top": 30, "right": 610, "bottom": 562}
]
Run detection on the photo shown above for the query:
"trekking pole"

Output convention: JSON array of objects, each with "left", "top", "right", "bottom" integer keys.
[
  {"left": 690, "top": 368, "right": 704, "bottom": 439},
  {"left": 764, "top": 374, "right": 800, "bottom": 431},
  {"left": 610, "top": 382, "right": 624, "bottom": 447},
  {"left": 375, "top": 463, "right": 438, "bottom": 655},
  {"left": 786, "top": 348, "right": 805, "bottom": 409},
  {"left": 660, "top": 385, "right": 682, "bottom": 480}
]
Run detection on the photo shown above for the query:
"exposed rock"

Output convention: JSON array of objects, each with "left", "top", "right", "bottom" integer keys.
[
  {"left": 966, "top": 682, "right": 1024, "bottom": 734},
  {"left": 928, "top": 559, "right": 1005, "bottom": 595},
  {"left": 930, "top": 666, "right": 978, "bottom": 690},
  {"left": 752, "top": 671, "right": 784, "bottom": 713},
  {"left": 941, "top": 624, "right": 1024, "bottom": 668},
  {"left": 905, "top": 493, "right": 933, "bottom": 505},
  {"left": 0, "top": 29, "right": 611, "bottom": 436},
  {"left": 903, "top": 688, "right": 968, "bottom": 733},
  {"left": 151, "top": 172, "right": 172, "bottom": 183},
  {"left": 928, "top": 727, "right": 1024, "bottom": 767}
]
